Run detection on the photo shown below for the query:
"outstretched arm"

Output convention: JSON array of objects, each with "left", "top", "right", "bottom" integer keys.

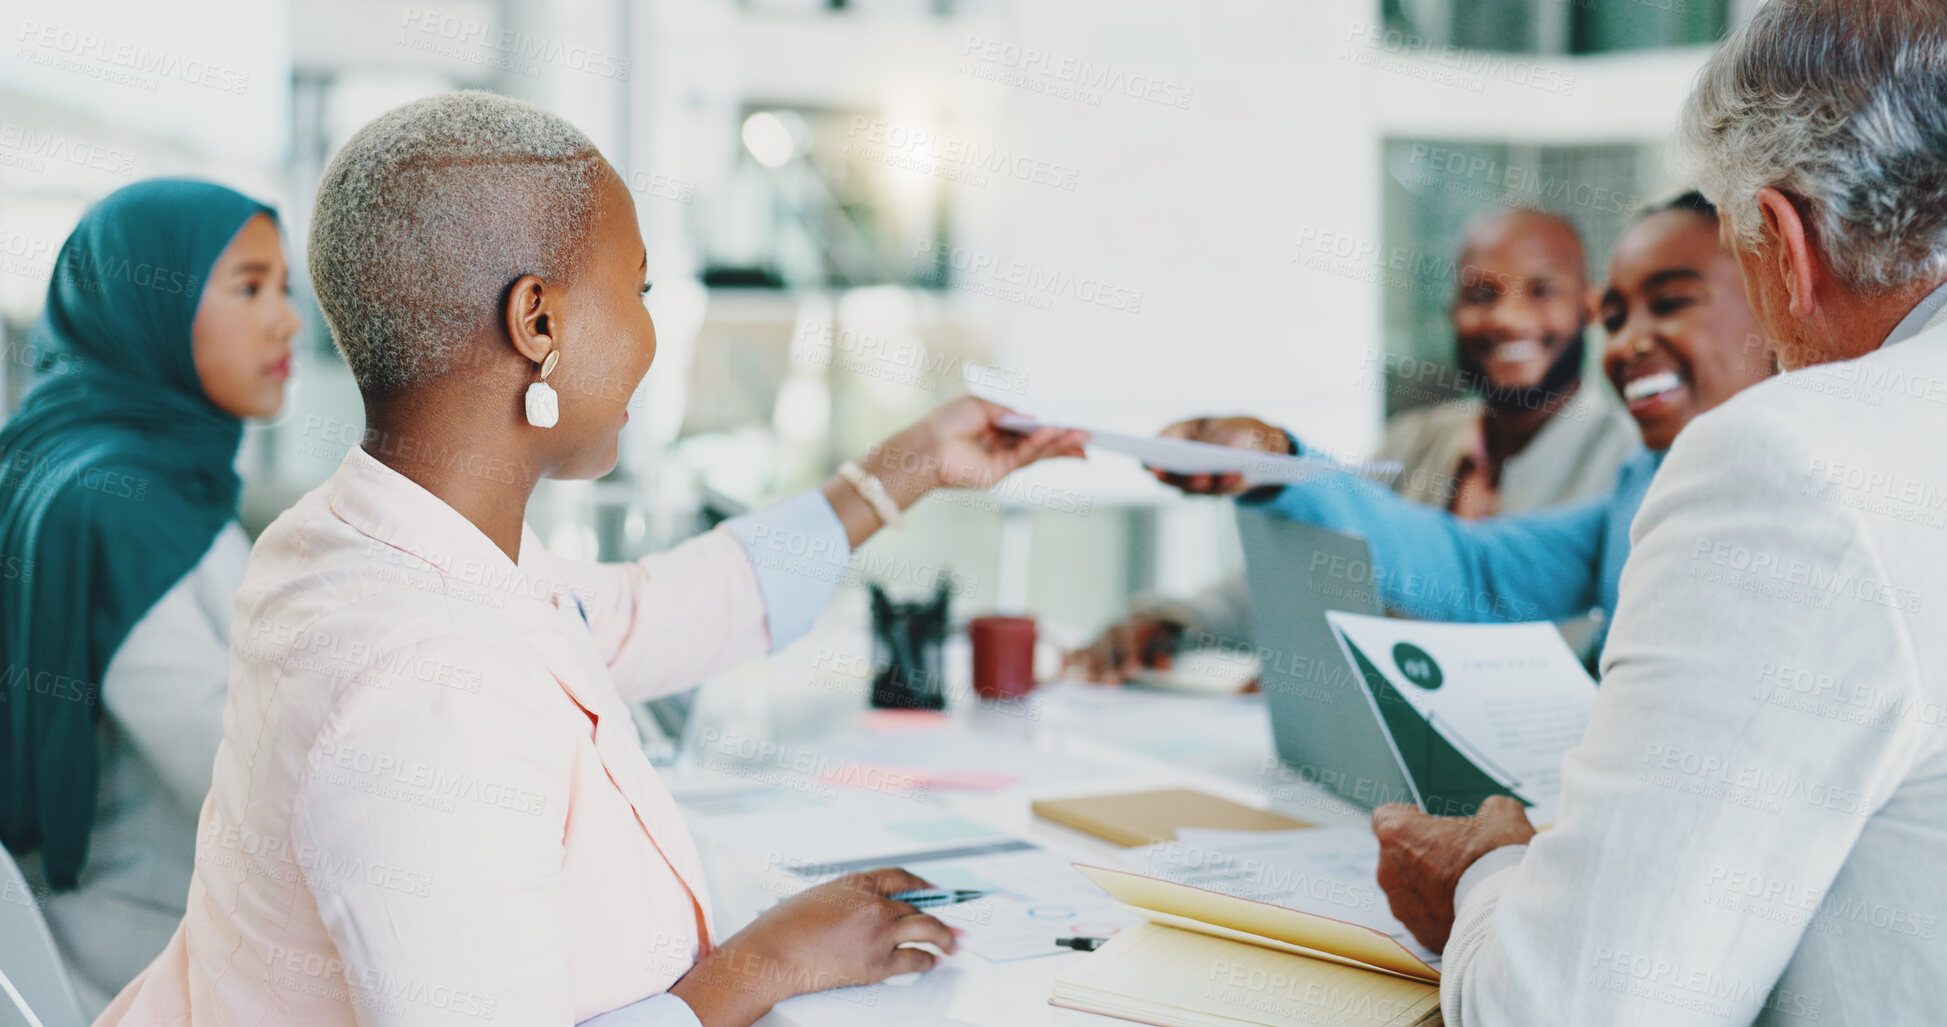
[
  {"left": 559, "top": 398, "right": 1084, "bottom": 702},
  {"left": 1149, "top": 414, "right": 1610, "bottom": 624},
  {"left": 1242, "top": 463, "right": 1607, "bottom": 624}
]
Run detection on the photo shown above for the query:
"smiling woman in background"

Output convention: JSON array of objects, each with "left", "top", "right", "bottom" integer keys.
[
  {"left": 1152, "top": 192, "right": 1777, "bottom": 658},
  {"left": 0, "top": 179, "right": 298, "bottom": 1015}
]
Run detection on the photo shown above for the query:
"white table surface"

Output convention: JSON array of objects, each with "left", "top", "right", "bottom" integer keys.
[{"left": 658, "top": 614, "right": 1372, "bottom": 1027}]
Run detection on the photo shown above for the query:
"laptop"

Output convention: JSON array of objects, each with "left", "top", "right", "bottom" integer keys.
[{"left": 1236, "top": 508, "right": 1415, "bottom": 811}]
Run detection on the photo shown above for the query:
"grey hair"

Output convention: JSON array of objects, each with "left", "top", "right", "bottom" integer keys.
[
  {"left": 309, "top": 90, "right": 606, "bottom": 393},
  {"left": 1680, "top": 0, "right": 1947, "bottom": 295}
]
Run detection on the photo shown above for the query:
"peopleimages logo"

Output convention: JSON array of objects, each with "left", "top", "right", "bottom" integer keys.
[
  {"left": 0, "top": 122, "right": 137, "bottom": 176},
  {"left": 1402, "top": 144, "right": 1637, "bottom": 214},
  {"left": 1340, "top": 22, "right": 1576, "bottom": 96},
  {"left": 958, "top": 35, "right": 1194, "bottom": 111},
  {"left": 790, "top": 322, "right": 1031, "bottom": 396},
  {"left": 847, "top": 117, "right": 1082, "bottom": 191},
  {"left": 398, "top": 6, "right": 630, "bottom": 81},
  {"left": 1689, "top": 537, "right": 1925, "bottom": 612},
  {"left": 15, "top": 21, "right": 252, "bottom": 94},
  {"left": 911, "top": 238, "right": 1144, "bottom": 315}
]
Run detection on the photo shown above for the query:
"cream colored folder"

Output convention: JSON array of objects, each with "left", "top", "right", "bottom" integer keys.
[
  {"left": 1031, "top": 788, "right": 1311, "bottom": 847},
  {"left": 1050, "top": 865, "right": 1442, "bottom": 1027}
]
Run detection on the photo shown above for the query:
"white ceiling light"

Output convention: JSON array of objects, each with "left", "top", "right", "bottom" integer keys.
[{"left": 741, "top": 111, "right": 797, "bottom": 168}]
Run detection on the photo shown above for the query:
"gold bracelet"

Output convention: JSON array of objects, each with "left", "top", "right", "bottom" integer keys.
[{"left": 837, "top": 460, "right": 904, "bottom": 530}]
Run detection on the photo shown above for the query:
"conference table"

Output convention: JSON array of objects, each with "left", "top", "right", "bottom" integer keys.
[{"left": 653, "top": 599, "right": 1371, "bottom": 1027}]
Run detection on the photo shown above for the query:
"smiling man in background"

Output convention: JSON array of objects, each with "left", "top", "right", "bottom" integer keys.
[
  {"left": 1074, "top": 206, "right": 1639, "bottom": 679},
  {"left": 1383, "top": 207, "right": 1632, "bottom": 517}
]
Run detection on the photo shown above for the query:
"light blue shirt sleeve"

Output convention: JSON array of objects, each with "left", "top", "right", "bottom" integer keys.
[
  {"left": 1238, "top": 462, "right": 1608, "bottom": 624},
  {"left": 724, "top": 487, "right": 853, "bottom": 651},
  {"left": 578, "top": 992, "right": 703, "bottom": 1027}
]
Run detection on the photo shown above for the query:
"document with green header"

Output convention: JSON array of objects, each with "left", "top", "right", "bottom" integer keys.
[{"left": 1324, "top": 612, "right": 1597, "bottom": 825}]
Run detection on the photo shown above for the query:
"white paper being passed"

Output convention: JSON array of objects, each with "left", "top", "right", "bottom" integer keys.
[
  {"left": 1324, "top": 612, "right": 1597, "bottom": 826},
  {"left": 996, "top": 413, "right": 1399, "bottom": 486}
]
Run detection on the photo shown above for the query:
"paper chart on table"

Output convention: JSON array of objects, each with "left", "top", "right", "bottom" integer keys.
[
  {"left": 681, "top": 780, "right": 1137, "bottom": 962},
  {"left": 1121, "top": 825, "right": 1439, "bottom": 967},
  {"left": 1325, "top": 611, "right": 1597, "bottom": 826},
  {"left": 994, "top": 413, "right": 1401, "bottom": 485},
  {"left": 792, "top": 839, "right": 1142, "bottom": 963}
]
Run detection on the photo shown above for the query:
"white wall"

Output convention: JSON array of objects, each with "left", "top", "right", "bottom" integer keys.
[
  {"left": 610, "top": 0, "right": 1390, "bottom": 621},
  {"left": 985, "top": 0, "right": 1385, "bottom": 461},
  {"left": 1, "top": 0, "right": 290, "bottom": 168},
  {"left": 969, "top": 0, "right": 1386, "bottom": 606}
]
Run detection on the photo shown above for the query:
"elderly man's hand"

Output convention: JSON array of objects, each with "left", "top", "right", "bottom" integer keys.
[
  {"left": 1371, "top": 796, "right": 1536, "bottom": 952},
  {"left": 1151, "top": 416, "right": 1291, "bottom": 495}
]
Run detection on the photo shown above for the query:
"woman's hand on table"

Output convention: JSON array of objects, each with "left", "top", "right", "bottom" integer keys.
[{"left": 670, "top": 868, "right": 959, "bottom": 1027}]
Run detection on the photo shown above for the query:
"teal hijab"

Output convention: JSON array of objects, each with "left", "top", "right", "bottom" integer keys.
[{"left": 0, "top": 179, "right": 273, "bottom": 888}]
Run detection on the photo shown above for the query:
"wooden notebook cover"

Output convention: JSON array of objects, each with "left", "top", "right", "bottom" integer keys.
[{"left": 1031, "top": 787, "right": 1311, "bottom": 847}]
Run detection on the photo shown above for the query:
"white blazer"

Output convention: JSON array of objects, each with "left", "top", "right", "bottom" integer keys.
[{"left": 1442, "top": 295, "right": 1947, "bottom": 1025}]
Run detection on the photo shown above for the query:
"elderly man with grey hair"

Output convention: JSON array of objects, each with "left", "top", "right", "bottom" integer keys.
[{"left": 1370, "top": 1, "right": 1947, "bottom": 1024}]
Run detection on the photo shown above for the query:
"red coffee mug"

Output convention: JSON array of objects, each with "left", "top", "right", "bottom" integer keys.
[{"left": 969, "top": 615, "right": 1038, "bottom": 700}]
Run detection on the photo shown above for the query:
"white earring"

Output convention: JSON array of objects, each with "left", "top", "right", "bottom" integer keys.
[{"left": 525, "top": 349, "right": 560, "bottom": 428}]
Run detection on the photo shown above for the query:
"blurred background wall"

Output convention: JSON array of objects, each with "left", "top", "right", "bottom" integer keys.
[{"left": 0, "top": 0, "right": 1760, "bottom": 644}]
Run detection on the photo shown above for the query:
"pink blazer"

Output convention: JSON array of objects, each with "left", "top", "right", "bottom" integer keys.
[{"left": 98, "top": 445, "right": 776, "bottom": 1025}]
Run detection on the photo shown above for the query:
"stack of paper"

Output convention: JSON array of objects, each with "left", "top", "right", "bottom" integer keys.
[
  {"left": 1121, "top": 825, "right": 1437, "bottom": 968},
  {"left": 1051, "top": 861, "right": 1441, "bottom": 1027}
]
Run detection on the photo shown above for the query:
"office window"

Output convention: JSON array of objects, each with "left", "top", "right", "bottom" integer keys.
[
  {"left": 699, "top": 106, "right": 955, "bottom": 290},
  {"left": 1383, "top": 0, "right": 1730, "bottom": 54}
]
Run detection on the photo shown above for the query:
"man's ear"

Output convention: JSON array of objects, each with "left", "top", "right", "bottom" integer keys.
[
  {"left": 504, "top": 274, "right": 556, "bottom": 365},
  {"left": 1755, "top": 187, "right": 1820, "bottom": 319}
]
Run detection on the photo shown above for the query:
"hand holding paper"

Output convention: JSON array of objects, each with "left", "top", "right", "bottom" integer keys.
[
  {"left": 1154, "top": 415, "right": 1296, "bottom": 494},
  {"left": 995, "top": 413, "right": 1399, "bottom": 488},
  {"left": 1325, "top": 611, "right": 1598, "bottom": 825}
]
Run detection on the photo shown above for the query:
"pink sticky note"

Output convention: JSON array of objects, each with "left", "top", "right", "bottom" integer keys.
[
  {"left": 921, "top": 769, "right": 1020, "bottom": 791},
  {"left": 857, "top": 709, "right": 951, "bottom": 731},
  {"left": 815, "top": 762, "right": 1019, "bottom": 793}
]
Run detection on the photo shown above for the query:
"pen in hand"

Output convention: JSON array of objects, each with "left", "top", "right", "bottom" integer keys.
[{"left": 887, "top": 888, "right": 993, "bottom": 909}]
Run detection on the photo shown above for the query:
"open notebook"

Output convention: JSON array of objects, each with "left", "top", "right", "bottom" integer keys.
[{"left": 1051, "top": 865, "right": 1441, "bottom": 1027}]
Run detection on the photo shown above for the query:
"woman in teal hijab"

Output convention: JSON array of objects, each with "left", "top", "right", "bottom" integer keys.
[{"left": 0, "top": 178, "right": 297, "bottom": 1013}]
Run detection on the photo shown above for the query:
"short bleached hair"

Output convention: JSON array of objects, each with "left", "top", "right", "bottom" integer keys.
[
  {"left": 309, "top": 90, "right": 607, "bottom": 393},
  {"left": 1680, "top": 0, "right": 1947, "bottom": 294}
]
